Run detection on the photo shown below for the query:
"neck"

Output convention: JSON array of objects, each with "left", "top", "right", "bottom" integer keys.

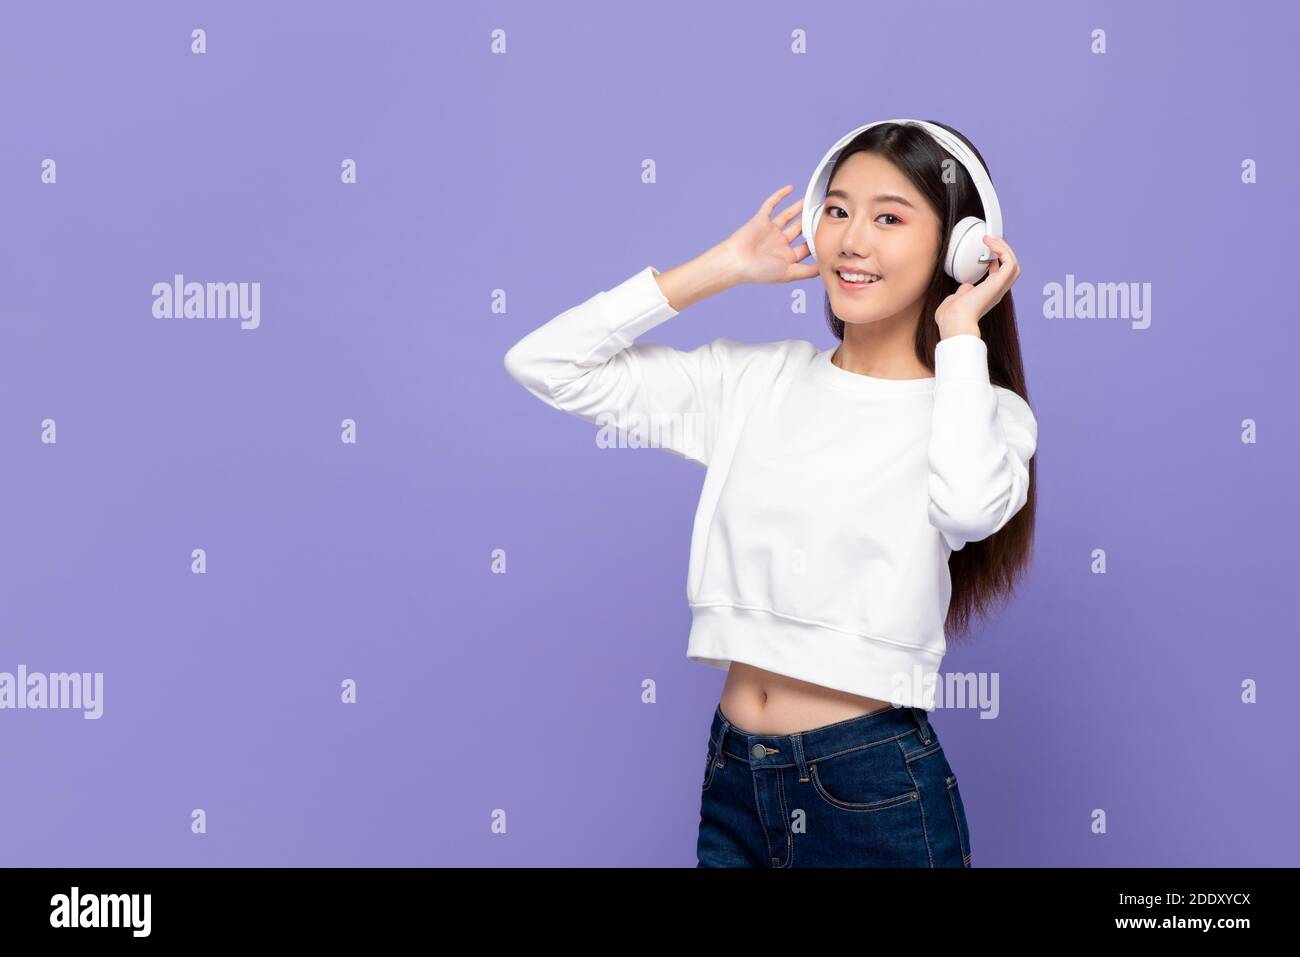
[{"left": 834, "top": 305, "right": 932, "bottom": 379}]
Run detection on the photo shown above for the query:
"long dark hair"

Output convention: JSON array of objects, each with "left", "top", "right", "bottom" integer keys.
[{"left": 821, "top": 120, "right": 1036, "bottom": 644}]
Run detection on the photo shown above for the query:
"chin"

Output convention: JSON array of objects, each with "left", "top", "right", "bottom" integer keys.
[{"left": 831, "top": 302, "right": 884, "bottom": 324}]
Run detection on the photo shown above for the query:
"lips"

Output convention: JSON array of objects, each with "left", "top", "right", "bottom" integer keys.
[
  {"left": 835, "top": 268, "right": 882, "bottom": 290},
  {"left": 836, "top": 266, "right": 882, "bottom": 280}
]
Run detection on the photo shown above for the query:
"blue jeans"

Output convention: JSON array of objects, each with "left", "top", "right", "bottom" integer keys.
[{"left": 696, "top": 702, "right": 972, "bottom": 867}]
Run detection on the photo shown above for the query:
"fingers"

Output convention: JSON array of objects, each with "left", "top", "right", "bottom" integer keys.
[
  {"left": 776, "top": 195, "right": 804, "bottom": 228},
  {"left": 783, "top": 217, "right": 803, "bottom": 243},
  {"left": 973, "top": 237, "right": 1018, "bottom": 308},
  {"left": 789, "top": 241, "right": 811, "bottom": 261},
  {"left": 760, "top": 184, "right": 795, "bottom": 216},
  {"left": 983, "top": 235, "right": 1019, "bottom": 275}
]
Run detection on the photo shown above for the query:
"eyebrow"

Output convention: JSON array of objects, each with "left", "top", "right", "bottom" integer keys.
[{"left": 825, "top": 189, "right": 915, "bottom": 210}]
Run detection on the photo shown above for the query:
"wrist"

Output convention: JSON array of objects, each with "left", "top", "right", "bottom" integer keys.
[
  {"left": 656, "top": 243, "right": 743, "bottom": 312},
  {"left": 937, "top": 321, "right": 982, "bottom": 341},
  {"left": 707, "top": 241, "right": 747, "bottom": 290}
]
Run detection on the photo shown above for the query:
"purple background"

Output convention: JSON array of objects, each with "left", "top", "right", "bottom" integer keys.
[{"left": 1, "top": 0, "right": 1296, "bottom": 867}]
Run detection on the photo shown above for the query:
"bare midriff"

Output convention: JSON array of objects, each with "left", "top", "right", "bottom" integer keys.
[{"left": 717, "top": 661, "right": 894, "bottom": 735}]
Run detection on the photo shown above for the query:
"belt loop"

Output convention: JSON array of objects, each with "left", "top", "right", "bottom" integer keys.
[
  {"left": 910, "top": 707, "right": 932, "bottom": 745},
  {"left": 715, "top": 713, "right": 731, "bottom": 768},
  {"left": 790, "top": 733, "right": 810, "bottom": 783}
]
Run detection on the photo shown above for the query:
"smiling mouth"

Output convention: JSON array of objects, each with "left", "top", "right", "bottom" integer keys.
[{"left": 835, "top": 268, "right": 883, "bottom": 290}]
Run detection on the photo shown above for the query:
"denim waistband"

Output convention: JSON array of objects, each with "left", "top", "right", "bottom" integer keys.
[{"left": 708, "top": 701, "right": 933, "bottom": 769}]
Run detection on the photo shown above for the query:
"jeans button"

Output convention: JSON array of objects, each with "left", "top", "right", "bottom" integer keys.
[{"left": 751, "top": 743, "right": 766, "bottom": 759}]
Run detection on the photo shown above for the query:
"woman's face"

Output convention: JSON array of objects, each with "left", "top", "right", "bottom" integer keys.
[{"left": 815, "top": 150, "right": 942, "bottom": 328}]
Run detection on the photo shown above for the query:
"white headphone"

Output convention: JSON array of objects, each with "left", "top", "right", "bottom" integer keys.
[{"left": 801, "top": 119, "right": 1004, "bottom": 286}]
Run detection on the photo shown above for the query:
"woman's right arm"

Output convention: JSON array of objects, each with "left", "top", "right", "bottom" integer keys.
[
  {"left": 502, "top": 186, "right": 817, "bottom": 467},
  {"left": 501, "top": 246, "right": 743, "bottom": 467}
]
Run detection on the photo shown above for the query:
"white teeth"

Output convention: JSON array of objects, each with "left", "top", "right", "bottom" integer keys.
[{"left": 837, "top": 269, "right": 880, "bottom": 284}]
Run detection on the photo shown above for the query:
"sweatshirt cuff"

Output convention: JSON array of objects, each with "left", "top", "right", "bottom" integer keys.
[
  {"left": 599, "top": 265, "right": 680, "bottom": 342},
  {"left": 933, "top": 333, "right": 991, "bottom": 385}
]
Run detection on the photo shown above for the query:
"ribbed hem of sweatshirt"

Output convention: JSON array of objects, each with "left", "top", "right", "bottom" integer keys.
[{"left": 685, "top": 603, "right": 943, "bottom": 711}]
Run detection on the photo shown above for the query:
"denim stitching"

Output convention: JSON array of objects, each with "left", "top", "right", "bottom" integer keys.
[
  {"left": 775, "top": 769, "right": 793, "bottom": 868},
  {"left": 946, "top": 775, "right": 971, "bottom": 866},
  {"left": 910, "top": 709, "right": 933, "bottom": 745},
  {"left": 809, "top": 728, "right": 917, "bottom": 763},
  {"left": 720, "top": 727, "right": 916, "bottom": 766},
  {"left": 750, "top": 768, "right": 775, "bottom": 865},
  {"left": 791, "top": 732, "right": 811, "bottom": 783},
  {"left": 901, "top": 739, "right": 934, "bottom": 868},
  {"left": 702, "top": 744, "right": 717, "bottom": 792},
  {"left": 905, "top": 741, "right": 943, "bottom": 764},
  {"left": 807, "top": 749, "right": 919, "bottom": 814}
]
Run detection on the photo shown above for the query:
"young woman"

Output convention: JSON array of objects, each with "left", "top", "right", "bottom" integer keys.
[{"left": 504, "top": 120, "right": 1037, "bottom": 867}]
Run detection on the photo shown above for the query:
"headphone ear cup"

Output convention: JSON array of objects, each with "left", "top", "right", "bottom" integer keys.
[
  {"left": 808, "top": 204, "right": 824, "bottom": 260},
  {"left": 946, "top": 215, "right": 991, "bottom": 285}
]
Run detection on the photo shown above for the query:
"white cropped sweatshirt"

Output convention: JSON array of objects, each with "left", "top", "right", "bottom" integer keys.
[{"left": 503, "top": 266, "right": 1038, "bottom": 711}]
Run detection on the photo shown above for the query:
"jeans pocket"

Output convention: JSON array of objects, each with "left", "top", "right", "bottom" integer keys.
[
  {"left": 809, "top": 742, "right": 919, "bottom": 812},
  {"left": 945, "top": 774, "right": 972, "bottom": 866}
]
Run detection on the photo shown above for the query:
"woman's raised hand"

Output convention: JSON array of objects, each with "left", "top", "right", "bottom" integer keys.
[{"left": 720, "top": 185, "right": 822, "bottom": 286}]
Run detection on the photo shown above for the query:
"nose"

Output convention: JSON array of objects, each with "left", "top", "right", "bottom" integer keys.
[{"left": 836, "top": 212, "right": 874, "bottom": 260}]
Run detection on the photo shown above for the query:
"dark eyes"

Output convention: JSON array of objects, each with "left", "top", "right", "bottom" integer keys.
[{"left": 827, "top": 206, "right": 901, "bottom": 225}]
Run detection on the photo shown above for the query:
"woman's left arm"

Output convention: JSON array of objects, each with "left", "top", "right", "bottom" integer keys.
[{"left": 927, "top": 236, "right": 1038, "bottom": 551}]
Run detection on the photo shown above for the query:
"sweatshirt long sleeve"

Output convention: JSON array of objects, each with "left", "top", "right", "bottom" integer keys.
[
  {"left": 505, "top": 266, "right": 1038, "bottom": 711},
  {"left": 927, "top": 334, "right": 1038, "bottom": 552},
  {"left": 503, "top": 266, "right": 777, "bottom": 467}
]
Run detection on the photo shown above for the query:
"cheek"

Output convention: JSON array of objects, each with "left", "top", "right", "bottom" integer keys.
[{"left": 892, "top": 240, "right": 938, "bottom": 281}]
